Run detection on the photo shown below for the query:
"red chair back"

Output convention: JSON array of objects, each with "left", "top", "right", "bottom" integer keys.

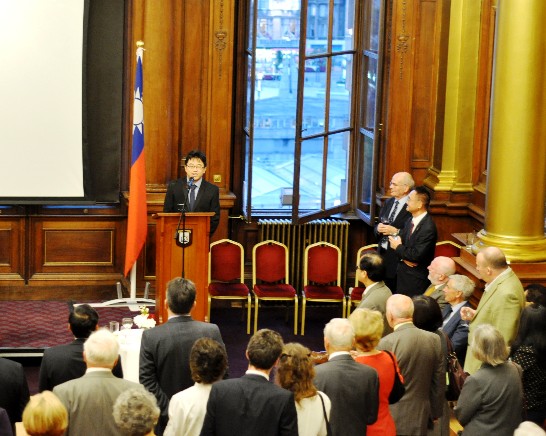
[
  {"left": 210, "top": 240, "right": 243, "bottom": 282},
  {"left": 255, "top": 242, "right": 286, "bottom": 283},
  {"left": 306, "top": 243, "right": 339, "bottom": 284}
]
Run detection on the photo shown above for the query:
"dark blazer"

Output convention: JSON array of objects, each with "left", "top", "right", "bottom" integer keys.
[
  {"left": 163, "top": 178, "right": 220, "bottom": 234},
  {"left": 378, "top": 323, "right": 445, "bottom": 436},
  {"left": 441, "top": 302, "right": 470, "bottom": 365},
  {"left": 395, "top": 213, "right": 438, "bottom": 296},
  {"left": 313, "top": 354, "right": 379, "bottom": 436},
  {"left": 376, "top": 197, "right": 412, "bottom": 289},
  {"left": 200, "top": 373, "right": 298, "bottom": 436},
  {"left": 0, "top": 358, "right": 29, "bottom": 431},
  {"left": 39, "top": 338, "right": 123, "bottom": 392},
  {"left": 139, "top": 316, "right": 225, "bottom": 433}
]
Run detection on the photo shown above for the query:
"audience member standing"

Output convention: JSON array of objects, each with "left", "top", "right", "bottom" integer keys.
[
  {"left": 200, "top": 329, "right": 298, "bottom": 436},
  {"left": 113, "top": 388, "right": 160, "bottom": 436},
  {"left": 378, "top": 295, "right": 444, "bottom": 436},
  {"left": 53, "top": 329, "right": 143, "bottom": 436},
  {"left": 313, "top": 318, "right": 379, "bottom": 436},
  {"left": 375, "top": 172, "right": 414, "bottom": 291},
  {"left": 440, "top": 274, "right": 475, "bottom": 366},
  {"left": 355, "top": 252, "right": 393, "bottom": 335},
  {"left": 423, "top": 256, "right": 456, "bottom": 310},
  {"left": 455, "top": 324, "right": 523, "bottom": 436},
  {"left": 276, "top": 342, "right": 332, "bottom": 436},
  {"left": 21, "top": 391, "right": 68, "bottom": 436},
  {"left": 139, "top": 277, "right": 226, "bottom": 435},
  {"left": 389, "top": 186, "right": 438, "bottom": 296},
  {"left": 510, "top": 304, "right": 546, "bottom": 426},
  {"left": 461, "top": 246, "right": 525, "bottom": 374},
  {"left": 164, "top": 338, "right": 227, "bottom": 436},
  {"left": 0, "top": 357, "right": 30, "bottom": 433},
  {"left": 39, "top": 303, "right": 123, "bottom": 392},
  {"left": 349, "top": 308, "right": 398, "bottom": 436}
]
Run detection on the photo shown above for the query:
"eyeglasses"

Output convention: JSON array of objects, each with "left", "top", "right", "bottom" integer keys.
[{"left": 186, "top": 165, "right": 204, "bottom": 170}]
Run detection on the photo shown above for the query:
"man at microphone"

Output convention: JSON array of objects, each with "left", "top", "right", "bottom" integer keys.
[{"left": 163, "top": 150, "right": 220, "bottom": 235}]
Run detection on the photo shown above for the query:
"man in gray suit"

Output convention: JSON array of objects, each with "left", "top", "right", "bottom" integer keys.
[
  {"left": 378, "top": 295, "right": 445, "bottom": 436},
  {"left": 314, "top": 318, "right": 379, "bottom": 436},
  {"left": 423, "top": 256, "right": 456, "bottom": 310},
  {"left": 140, "top": 277, "right": 226, "bottom": 434},
  {"left": 53, "top": 328, "right": 143, "bottom": 436},
  {"left": 356, "top": 252, "right": 393, "bottom": 335}
]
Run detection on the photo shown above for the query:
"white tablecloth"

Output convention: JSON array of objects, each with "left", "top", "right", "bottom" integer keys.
[{"left": 117, "top": 328, "right": 143, "bottom": 383}]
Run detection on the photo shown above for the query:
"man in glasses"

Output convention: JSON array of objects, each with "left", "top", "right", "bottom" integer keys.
[{"left": 163, "top": 149, "right": 220, "bottom": 235}]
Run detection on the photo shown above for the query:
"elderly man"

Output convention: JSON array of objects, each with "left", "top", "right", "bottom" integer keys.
[
  {"left": 378, "top": 295, "right": 445, "bottom": 436},
  {"left": 461, "top": 246, "right": 525, "bottom": 374},
  {"left": 440, "top": 274, "right": 475, "bottom": 366},
  {"left": 355, "top": 252, "right": 393, "bottom": 335},
  {"left": 389, "top": 186, "right": 438, "bottom": 296},
  {"left": 423, "top": 256, "right": 457, "bottom": 310},
  {"left": 375, "top": 172, "right": 414, "bottom": 291},
  {"left": 314, "top": 318, "right": 379, "bottom": 436},
  {"left": 53, "top": 329, "right": 143, "bottom": 436},
  {"left": 140, "top": 277, "right": 225, "bottom": 435}
]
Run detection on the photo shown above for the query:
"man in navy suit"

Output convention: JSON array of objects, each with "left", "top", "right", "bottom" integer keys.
[
  {"left": 0, "top": 357, "right": 29, "bottom": 433},
  {"left": 375, "top": 172, "right": 414, "bottom": 291},
  {"left": 140, "top": 277, "right": 225, "bottom": 435},
  {"left": 200, "top": 329, "right": 298, "bottom": 436},
  {"left": 39, "top": 303, "right": 123, "bottom": 392},
  {"left": 440, "top": 274, "right": 475, "bottom": 365},
  {"left": 389, "top": 186, "right": 438, "bottom": 296},
  {"left": 163, "top": 149, "right": 220, "bottom": 235}
]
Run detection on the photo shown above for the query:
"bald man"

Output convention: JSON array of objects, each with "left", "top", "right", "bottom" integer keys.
[
  {"left": 375, "top": 172, "right": 414, "bottom": 291},
  {"left": 461, "top": 247, "right": 525, "bottom": 374},
  {"left": 378, "top": 295, "right": 444, "bottom": 436},
  {"left": 423, "top": 256, "right": 457, "bottom": 310}
]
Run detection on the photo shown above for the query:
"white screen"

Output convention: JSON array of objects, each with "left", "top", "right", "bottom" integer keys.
[{"left": 0, "top": 0, "right": 84, "bottom": 198}]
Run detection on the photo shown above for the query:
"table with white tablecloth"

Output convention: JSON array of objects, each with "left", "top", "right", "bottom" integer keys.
[{"left": 116, "top": 328, "right": 143, "bottom": 383}]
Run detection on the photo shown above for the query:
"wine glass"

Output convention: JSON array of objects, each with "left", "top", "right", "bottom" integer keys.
[{"left": 121, "top": 317, "right": 134, "bottom": 330}]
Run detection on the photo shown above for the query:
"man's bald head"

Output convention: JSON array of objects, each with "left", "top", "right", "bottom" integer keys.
[
  {"left": 427, "top": 256, "right": 457, "bottom": 285},
  {"left": 386, "top": 294, "right": 414, "bottom": 327},
  {"left": 480, "top": 247, "right": 508, "bottom": 270}
]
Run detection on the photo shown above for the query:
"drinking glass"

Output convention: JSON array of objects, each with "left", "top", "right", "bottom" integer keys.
[
  {"left": 122, "top": 317, "right": 133, "bottom": 330},
  {"left": 109, "top": 321, "right": 120, "bottom": 333}
]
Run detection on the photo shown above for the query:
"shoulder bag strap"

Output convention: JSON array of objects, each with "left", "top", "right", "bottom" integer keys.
[{"left": 318, "top": 392, "right": 332, "bottom": 436}]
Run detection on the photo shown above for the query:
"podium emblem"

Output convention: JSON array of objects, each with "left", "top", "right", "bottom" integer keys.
[{"left": 175, "top": 229, "right": 193, "bottom": 247}]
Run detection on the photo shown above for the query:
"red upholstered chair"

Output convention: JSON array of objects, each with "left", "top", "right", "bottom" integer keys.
[
  {"left": 208, "top": 239, "right": 251, "bottom": 334},
  {"left": 434, "top": 240, "right": 461, "bottom": 258},
  {"left": 301, "top": 241, "right": 346, "bottom": 335},
  {"left": 252, "top": 240, "right": 298, "bottom": 334},
  {"left": 347, "top": 244, "right": 378, "bottom": 317}
]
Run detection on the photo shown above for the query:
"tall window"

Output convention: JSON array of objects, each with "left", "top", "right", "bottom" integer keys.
[{"left": 239, "top": 0, "right": 384, "bottom": 223}]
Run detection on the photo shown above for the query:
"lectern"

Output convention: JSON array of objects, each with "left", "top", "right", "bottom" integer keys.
[{"left": 154, "top": 212, "right": 214, "bottom": 324}]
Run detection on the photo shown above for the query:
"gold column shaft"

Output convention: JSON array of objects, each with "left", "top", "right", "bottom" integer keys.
[{"left": 481, "top": 0, "right": 546, "bottom": 261}]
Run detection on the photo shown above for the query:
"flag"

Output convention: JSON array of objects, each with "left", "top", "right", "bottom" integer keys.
[{"left": 124, "top": 45, "right": 147, "bottom": 276}]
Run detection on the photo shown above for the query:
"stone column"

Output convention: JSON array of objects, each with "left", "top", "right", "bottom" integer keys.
[{"left": 477, "top": 0, "right": 546, "bottom": 261}]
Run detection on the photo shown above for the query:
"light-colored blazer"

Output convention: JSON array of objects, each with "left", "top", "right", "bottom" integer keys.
[
  {"left": 53, "top": 371, "right": 143, "bottom": 436},
  {"left": 357, "top": 281, "right": 393, "bottom": 335},
  {"left": 378, "top": 323, "right": 445, "bottom": 436},
  {"left": 464, "top": 269, "right": 525, "bottom": 374}
]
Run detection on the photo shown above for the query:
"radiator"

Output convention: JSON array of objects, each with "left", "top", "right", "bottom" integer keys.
[{"left": 258, "top": 219, "right": 350, "bottom": 293}]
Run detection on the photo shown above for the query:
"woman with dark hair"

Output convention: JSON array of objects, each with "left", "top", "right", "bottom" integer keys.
[
  {"left": 525, "top": 284, "right": 546, "bottom": 307},
  {"left": 276, "top": 342, "right": 331, "bottom": 436},
  {"left": 510, "top": 304, "right": 546, "bottom": 425}
]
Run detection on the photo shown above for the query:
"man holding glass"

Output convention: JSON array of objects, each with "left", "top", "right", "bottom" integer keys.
[{"left": 163, "top": 150, "right": 220, "bottom": 235}]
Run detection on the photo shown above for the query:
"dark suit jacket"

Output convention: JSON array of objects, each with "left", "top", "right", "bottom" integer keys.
[
  {"left": 395, "top": 213, "right": 438, "bottom": 296},
  {"left": 441, "top": 302, "right": 470, "bottom": 365},
  {"left": 378, "top": 323, "right": 445, "bottom": 436},
  {"left": 39, "top": 338, "right": 123, "bottom": 392},
  {"left": 0, "top": 357, "right": 30, "bottom": 430},
  {"left": 200, "top": 374, "right": 298, "bottom": 436},
  {"left": 376, "top": 197, "right": 412, "bottom": 287},
  {"left": 163, "top": 178, "right": 220, "bottom": 234},
  {"left": 313, "top": 354, "right": 379, "bottom": 436},
  {"left": 139, "top": 315, "right": 225, "bottom": 432}
]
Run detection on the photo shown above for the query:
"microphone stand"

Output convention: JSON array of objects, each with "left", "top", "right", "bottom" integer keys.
[{"left": 174, "top": 178, "right": 194, "bottom": 279}]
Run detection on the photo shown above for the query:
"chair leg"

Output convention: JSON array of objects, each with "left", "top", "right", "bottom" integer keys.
[
  {"left": 253, "top": 296, "right": 259, "bottom": 334},
  {"left": 246, "top": 295, "right": 251, "bottom": 334},
  {"left": 207, "top": 295, "right": 212, "bottom": 323},
  {"left": 342, "top": 297, "right": 347, "bottom": 319},
  {"left": 293, "top": 297, "right": 299, "bottom": 335},
  {"left": 301, "top": 297, "right": 306, "bottom": 335}
]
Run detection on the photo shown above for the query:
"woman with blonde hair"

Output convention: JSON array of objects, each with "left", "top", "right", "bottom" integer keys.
[
  {"left": 276, "top": 342, "right": 331, "bottom": 436},
  {"left": 349, "top": 308, "right": 399, "bottom": 436},
  {"left": 22, "top": 391, "right": 68, "bottom": 436}
]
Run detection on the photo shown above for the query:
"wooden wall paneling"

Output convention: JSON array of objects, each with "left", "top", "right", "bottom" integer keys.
[{"left": 0, "top": 217, "right": 25, "bottom": 286}]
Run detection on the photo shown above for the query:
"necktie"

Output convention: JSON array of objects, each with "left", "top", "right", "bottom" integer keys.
[
  {"left": 189, "top": 185, "right": 197, "bottom": 211},
  {"left": 443, "top": 306, "right": 453, "bottom": 322},
  {"left": 424, "top": 285, "right": 436, "bottom": 296},
  {"left": 388, "top": 200, "right": 399, "bottom": 223}
]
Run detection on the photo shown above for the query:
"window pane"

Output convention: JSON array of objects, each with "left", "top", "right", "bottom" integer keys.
[
  {"left": 360, "top": 133, "right": 374, "bottom": 211},
  {"left": 248, "top": 0, "right": 254, "bottom": 51},
  {"left": 362, "top": 0, "right": 381, "bottom": 51},
  {"left": 245, "top": 57, "right": 252, "bottom": 131},
  {"left": 299, "top": 137, "right": 324, "bottom": 210},
  {"left": 303, "top": 59, "right": 326, "bottom": 137},
  {"left": 243, "top": 135, "right": 251, "bottom": 213},
  {"left": 333, "top": 0, "right": 354, "bottom": 52},
  {"left": 326, "top": 132, "right": 350, "bottom": 207},
  {"left": 360, "top": 55, "right": 378, "bottom": 131},
  {"left": 330, "top": 54, "right": 352, "bottom": 130}
]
